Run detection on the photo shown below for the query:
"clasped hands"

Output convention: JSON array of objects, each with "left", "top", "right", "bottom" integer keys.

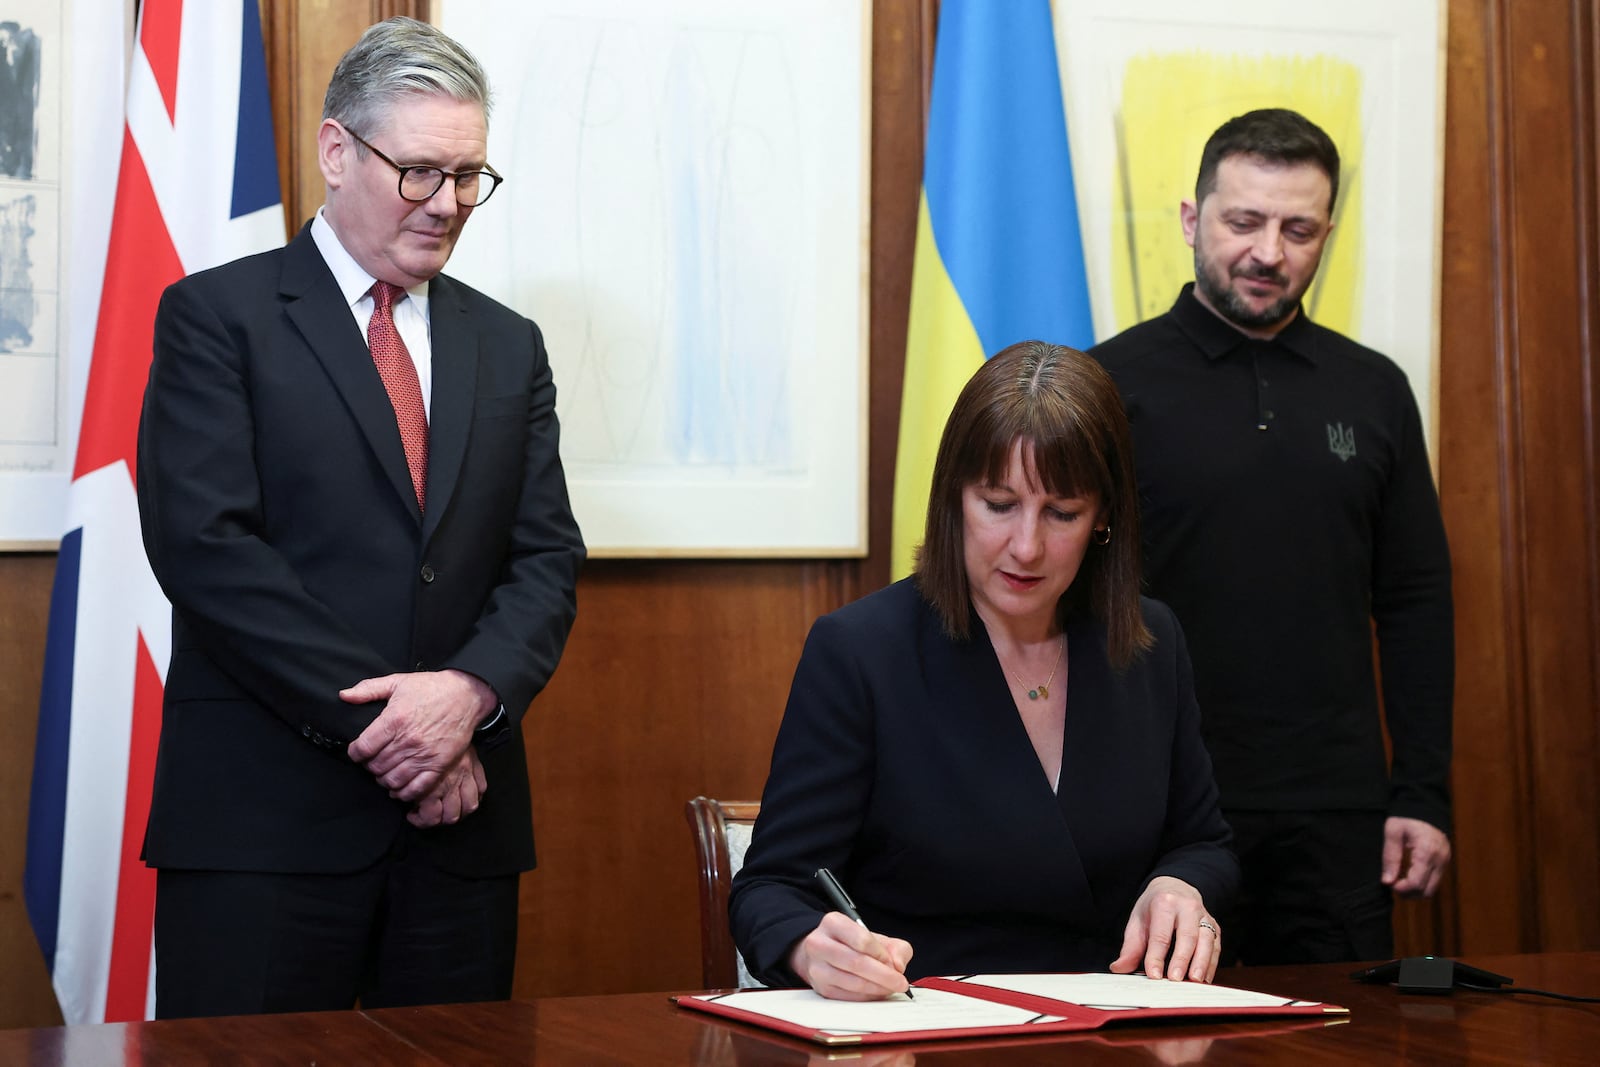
[
  {"left": 341, "top": 668, "right": 497, "bottom": 829},
  {"left": 790, "top": 875, "right": 1219, "bottom": 1001}
]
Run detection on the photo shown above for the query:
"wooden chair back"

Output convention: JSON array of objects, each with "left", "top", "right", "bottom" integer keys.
[{"left": 684, "top": 796, "right": 761, "bottom": 988}]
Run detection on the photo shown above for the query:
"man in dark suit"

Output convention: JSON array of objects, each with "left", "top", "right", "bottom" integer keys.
[{"left": 135, "top": 17, "right": 584, "bottom": 1017}]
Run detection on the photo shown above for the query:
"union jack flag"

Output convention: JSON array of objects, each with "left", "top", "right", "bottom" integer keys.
[{"left": 24, "top": 0, "right": 285, "bottom": 1023}]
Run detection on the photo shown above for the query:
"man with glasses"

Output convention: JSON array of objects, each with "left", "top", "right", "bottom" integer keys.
[{"left": 136, "top": 17, "right": 583, "bottom": 1016}]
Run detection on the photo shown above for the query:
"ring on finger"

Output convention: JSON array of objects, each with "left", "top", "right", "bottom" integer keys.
[{"left": 1197, "top": 918, "right": 1219, "bottom": 937}]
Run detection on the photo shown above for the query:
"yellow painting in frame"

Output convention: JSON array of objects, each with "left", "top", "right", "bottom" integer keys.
[
  {"left": 1052, "top": 0, "right": 1445, "bottom": 452},
  {"left": 1110, "top": 55, "right": 1364, "bottom": 337}
]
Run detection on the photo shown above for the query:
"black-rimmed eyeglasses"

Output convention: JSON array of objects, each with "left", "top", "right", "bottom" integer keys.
[{"left": 345, "top": 127, "right": 504, "bottom": 207}]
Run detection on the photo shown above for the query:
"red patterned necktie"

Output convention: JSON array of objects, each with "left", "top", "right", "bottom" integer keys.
[{"left": 367, "top": 281, "right": 429, "bottom": 510}]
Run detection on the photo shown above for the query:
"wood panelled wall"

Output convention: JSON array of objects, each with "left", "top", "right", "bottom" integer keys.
[
  {"left": 0, "top": 0, "right": 1595, "bottom": 1029},
  {"left": 1432, "top": 0, "right": 1600, "bottom": 955}
]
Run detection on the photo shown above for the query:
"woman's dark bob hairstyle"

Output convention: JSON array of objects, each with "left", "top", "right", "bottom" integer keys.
[{"left": 913, "top": 340, "right": 1151, "bottom": 667}]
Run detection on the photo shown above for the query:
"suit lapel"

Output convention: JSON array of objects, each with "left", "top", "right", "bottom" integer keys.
[
  {"left": 419, "top": 275, "right": 478, "bottom": 543},
  {"left": 1056, "top": 609, "right": 1119, "bottom": 914},
  {"left": 923, "top": 608, "right": 1097, "bottom": 910},
  {"left": 279, "top": 226, "right": 421, "bottom": 522}
]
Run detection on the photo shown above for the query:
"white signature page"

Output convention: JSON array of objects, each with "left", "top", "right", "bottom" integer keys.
[
  {"left": 688, "top": 988, "right": 1066, "bottom": 1035},
  {"left": 953, "top": 973, "right": 1304, "bottom": 1010}
]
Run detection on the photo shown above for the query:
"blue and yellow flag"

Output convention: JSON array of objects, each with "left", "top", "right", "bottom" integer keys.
[{"left": 891, "top": 0, "right": 1094, "bottom": 579}]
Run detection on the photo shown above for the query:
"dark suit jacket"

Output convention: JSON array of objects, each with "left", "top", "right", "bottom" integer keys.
[
  {"left": 729, "top": 579, "right": 1237, "bottom": 984},
  {"left": 136, "top": 222, "right": 584, "bottom": 877}
]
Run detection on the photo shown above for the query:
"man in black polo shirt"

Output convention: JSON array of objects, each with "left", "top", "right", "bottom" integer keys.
[{"left": 1090, "top": 108, "right": 1453, "bottom": 965}]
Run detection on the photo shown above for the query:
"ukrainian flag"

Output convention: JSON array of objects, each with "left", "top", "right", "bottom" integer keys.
[{"left": 891, "top": 0, "right": 1094, "bottom": 578}]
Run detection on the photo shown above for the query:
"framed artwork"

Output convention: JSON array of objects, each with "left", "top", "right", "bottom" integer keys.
[
  {"left": 1054, "top": 0, "right": 1446, "bottom": 452},
  {"left": 0, "top": 1, "right": 126, "bottom": 548},
  {"left": 434, "top": 0, "right": 869, "bottom": 556}
]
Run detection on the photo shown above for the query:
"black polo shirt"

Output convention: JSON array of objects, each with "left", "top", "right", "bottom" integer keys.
[{"left": 1090, "top": 285, "right": 1452, "bottom": 829}]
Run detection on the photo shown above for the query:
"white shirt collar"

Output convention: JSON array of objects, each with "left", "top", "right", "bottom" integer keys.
[{"left": 310, "top": 208, "right": 430, "bottom": 321}]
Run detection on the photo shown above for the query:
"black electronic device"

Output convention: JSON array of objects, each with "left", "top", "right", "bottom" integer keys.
[{"left": 1351, "top": 956, "right": 1514, "bottom": 995}]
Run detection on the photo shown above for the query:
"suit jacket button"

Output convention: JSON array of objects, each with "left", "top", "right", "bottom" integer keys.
[
  {"left": 300, "top": 724, "right": 312, "bottom": 738},
  {"left": 420, "top": 564, "right": 435, "bottom": 583}
]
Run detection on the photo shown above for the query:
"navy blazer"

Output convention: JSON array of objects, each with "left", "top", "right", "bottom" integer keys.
[
  {"left": 730, "top": 579, "right": 1237, "bottom": 984},
  {"left": 136, "top": 222, "right": 584, "bottom": 877}
]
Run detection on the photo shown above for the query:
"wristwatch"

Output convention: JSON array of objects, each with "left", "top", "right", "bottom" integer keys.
[{"left": 473, "top": 703, "right": 510, "bottom": 749}]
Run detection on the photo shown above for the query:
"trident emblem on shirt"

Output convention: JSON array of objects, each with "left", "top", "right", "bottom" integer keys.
[{"left": 1327, "top": 422, "right": 1356, "bottom": 462}]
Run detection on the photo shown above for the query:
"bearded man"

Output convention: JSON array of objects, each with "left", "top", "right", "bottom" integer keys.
[{"left": 1090, "top": 108, "right": 1453, "bottom": 966}]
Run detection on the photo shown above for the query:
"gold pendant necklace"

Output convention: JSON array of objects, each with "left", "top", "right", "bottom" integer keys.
[{"left": 1006, "top": 636, "right": 1064, "bottom": 700}]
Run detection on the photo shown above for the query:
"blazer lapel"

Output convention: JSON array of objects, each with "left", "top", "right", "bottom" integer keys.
[
  {"left": 923, "top": 608, "right": 1097, "bottom": 910},
  {"left": 419, "top": 275, "right": 478, "bottom": 543},
  {"left": 279, "top": 226, "right": 421, "bottom": 522},
  {"left": 1056, "top": 610, "right": 1121, "bottom": 915}
]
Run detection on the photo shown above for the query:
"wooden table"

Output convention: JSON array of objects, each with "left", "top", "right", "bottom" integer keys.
[{"left": 5, "top": 953, "right": 1598, "bottom": 1064}]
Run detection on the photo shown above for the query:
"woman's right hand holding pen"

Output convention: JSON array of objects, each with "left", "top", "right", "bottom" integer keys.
[{"left": 789, "top": 911, "right": 915, "bottom": 1001}]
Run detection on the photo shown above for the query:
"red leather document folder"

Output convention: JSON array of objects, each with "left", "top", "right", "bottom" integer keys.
[{"left": 674, "top": 971, "right": 1347, "bottom": 1047}]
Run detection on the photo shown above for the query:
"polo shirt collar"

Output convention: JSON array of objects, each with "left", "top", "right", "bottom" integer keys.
[{"left": 1170, "top": 282, "right": 1320, "bottom": 366}]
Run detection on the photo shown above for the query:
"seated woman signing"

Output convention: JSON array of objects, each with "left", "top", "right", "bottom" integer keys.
[{"left": 729, "top": 341, "right": 1237, "bottom": 999}]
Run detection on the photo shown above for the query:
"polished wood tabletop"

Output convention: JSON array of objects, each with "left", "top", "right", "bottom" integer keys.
[{"left": 4, "top": 952, "right": 1597, "bottom": 1065}]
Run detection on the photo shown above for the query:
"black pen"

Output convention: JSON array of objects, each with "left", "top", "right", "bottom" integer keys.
[{"left": 814, "top": 868, "right": 914, "bottom": 999}]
